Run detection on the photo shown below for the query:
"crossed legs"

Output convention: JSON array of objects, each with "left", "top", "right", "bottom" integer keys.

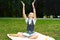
[{"left": 8, "top": 32, "right": 38, "bottom": 39}]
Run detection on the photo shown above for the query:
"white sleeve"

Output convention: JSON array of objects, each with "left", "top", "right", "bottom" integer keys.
[
  {"left": 33, "top": 19, "right": 37, "bottom": 25},
  {"left": 25, "top": 18, "right": 28, "bottom": 23}
]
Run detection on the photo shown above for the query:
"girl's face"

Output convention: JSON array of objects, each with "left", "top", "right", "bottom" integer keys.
[{"left": 28, "top": 12, "right": 34, "bottom": 19}]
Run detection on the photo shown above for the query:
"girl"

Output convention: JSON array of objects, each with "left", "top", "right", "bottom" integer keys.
[{"left": 21, "top": 0, "right": 37, "bottom": 37}]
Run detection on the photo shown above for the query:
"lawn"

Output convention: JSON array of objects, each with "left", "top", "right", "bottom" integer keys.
[{"left": 0, "top": 18, "right": 60, "bottom": 40}]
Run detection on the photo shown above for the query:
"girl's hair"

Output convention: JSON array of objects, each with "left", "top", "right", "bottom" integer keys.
[{"left": 29, "top": 12, "right": 33, "bottom": 15}]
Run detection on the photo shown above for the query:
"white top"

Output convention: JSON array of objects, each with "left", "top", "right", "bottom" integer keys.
[{"left": 25, "top": 18, "right": 36, "bottom": 25}]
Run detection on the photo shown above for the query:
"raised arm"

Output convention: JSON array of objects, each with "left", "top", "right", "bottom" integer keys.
[
  {"left": 21, "top": 1, "right": 27, "bottom": 19},
  {"left": 32, "top": 0, "right": 36, "bottom": 20}
]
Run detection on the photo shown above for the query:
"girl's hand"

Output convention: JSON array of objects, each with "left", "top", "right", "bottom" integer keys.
[
  {"left": 32, "top": 0, "right": 36, "bottom": 6},
  {"left": 21, "top": 1, "right": 25, "bottom": 6},
  {"left": 32, "top": 1, "right": 34, "bottom": 6}
]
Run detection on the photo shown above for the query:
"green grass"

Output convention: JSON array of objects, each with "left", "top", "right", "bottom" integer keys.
[{"left": 0, "top": 18, "right": 60, "bottom": 40}]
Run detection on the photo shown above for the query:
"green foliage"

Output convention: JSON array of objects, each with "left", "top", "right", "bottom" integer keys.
[
  {"left": 0, "top": 0, "right": 34, "bottom": 17},
  {"left": 0, "top": 0, "right": 59, "bottom": 17}
]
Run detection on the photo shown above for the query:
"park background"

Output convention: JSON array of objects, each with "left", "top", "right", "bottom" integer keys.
[
  {"left": 0, "top": 0, "right": 60, "bottom": 40},
  {"left": 0, "top": 0, "right": 60, "bottom": 18}
]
